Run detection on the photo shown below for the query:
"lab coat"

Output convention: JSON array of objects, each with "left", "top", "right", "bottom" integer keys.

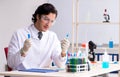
[{"left": 7, "top": 24, "right": 66, "bottom": 70}]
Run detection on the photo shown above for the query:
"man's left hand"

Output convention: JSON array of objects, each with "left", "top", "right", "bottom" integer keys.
[{"left": 61, "top": 38, "right": 70, "bottom": 57}]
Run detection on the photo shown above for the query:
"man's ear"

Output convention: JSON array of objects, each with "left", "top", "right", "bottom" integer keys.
[{"left": 36, "top": 14, "right": 40, "bottom": 20}]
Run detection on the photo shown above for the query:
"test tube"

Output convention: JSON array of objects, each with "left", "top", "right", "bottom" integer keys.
[{"left": 28, "top": 34, "right": 30, "bottom": 39}]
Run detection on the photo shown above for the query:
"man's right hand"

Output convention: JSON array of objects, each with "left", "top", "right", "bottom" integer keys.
[
  {"left": 20, "top": 39, "right": 31, "bottom": 56},
  {"left": 23, "top": 39, "right": 31, "bottom": 51}
]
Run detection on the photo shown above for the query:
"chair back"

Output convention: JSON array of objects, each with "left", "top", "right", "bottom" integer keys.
[{"left": 4, "top": 47, "right": 12, "bottom": 71}]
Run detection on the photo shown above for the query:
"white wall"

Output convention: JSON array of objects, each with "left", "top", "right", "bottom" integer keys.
[
  {"left": 49, "top": 0, "right": 119, "bottom": 45},
  {"left": 0, "top": 0, "right": 48, "bottom": 71}
]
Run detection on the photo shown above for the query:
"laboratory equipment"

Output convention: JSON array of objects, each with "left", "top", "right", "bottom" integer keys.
[
  {"left": 109, "top": 40, "right": 113, "bottom": 48},
  {"left": 88, "top": 41, "right": 97, "bottom": 62},
  {"left": 102, "top": 51, "right": 109, "bottom": 68},
  {"left": 28, "top": 34, "right": 30, "bottom": 39},
  {"left": 103, "top": 9, "right": 110, "bottom": 23}
]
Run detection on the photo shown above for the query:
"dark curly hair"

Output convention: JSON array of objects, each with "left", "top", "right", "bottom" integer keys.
[{"left": 32, "top": 3, "right": 58, "bottom": 23}]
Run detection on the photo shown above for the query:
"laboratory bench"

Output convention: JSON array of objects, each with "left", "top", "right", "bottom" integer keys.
[{"left": 0, "top": 62, "right": 120, "bottom": 77}]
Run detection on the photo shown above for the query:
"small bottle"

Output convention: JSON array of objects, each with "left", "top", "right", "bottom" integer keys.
[
  {"left": 102, "top": 51, "right": 109, "bottom": 68},
  {"left": 109, "top": 38, "right": 113, "bottom": 48}
]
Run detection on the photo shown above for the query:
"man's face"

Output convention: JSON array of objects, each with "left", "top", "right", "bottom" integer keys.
[{"left": 35, "top": 13, "right": 56, "bottom": 32}]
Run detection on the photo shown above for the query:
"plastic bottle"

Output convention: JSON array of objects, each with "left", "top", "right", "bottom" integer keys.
[
  {"left": 109, "top": 38, "right": 113, "bottom": 48},
  {"left": 102, "top": 51, "right": 109, "bottom": 68},
  {"left": 28, "top": 34, "right": 31, "bottom": 39}
]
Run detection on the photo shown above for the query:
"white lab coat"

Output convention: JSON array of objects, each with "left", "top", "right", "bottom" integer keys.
[{"left": 7, "top": 24, "right": 66, "bottom": 70}]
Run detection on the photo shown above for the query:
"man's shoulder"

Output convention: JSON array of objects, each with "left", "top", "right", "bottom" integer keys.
[
  {"left": 16, "top": 25, "right": 30, "bottom": 33},
  {"left": 47, "top": 30, "right": 57, "bottom": 36},
  {"left": 46, "top": 31, "right": 59, "bottom": 41}
]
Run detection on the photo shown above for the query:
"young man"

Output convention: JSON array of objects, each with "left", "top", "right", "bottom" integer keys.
[{"left": 7, "top": 3, "right": 70, "bottom": 70}]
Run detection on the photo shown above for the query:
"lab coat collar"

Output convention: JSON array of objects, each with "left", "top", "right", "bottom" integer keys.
[{"left": 28, "top": 24, "right": 48, "bottom": 40}]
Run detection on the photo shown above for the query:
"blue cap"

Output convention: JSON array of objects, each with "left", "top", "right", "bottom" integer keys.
[{"left": 66, "top": 33, "right": 69, "bottom": 39}]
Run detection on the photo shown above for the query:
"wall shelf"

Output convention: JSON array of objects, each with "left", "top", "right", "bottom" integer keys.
[{"left": 78, "top": 22, "right": 120, "bottom": 25}]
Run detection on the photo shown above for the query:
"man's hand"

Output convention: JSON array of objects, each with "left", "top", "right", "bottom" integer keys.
[
  {"left": 20, "top": 39, "right": 31, "bottom": 56},
  {"left": 61, "top": 38, "right": 70, "bottom": 57}
]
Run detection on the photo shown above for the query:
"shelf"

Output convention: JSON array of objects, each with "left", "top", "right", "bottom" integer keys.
[
  {"left": 78, "top": 22, "right": 119, "bottom": 25},
  {"left": 80, "top": 47, "right": 119, "bottom": 50},
  {"left": 79, "top": 47, "right": 119, "bottom": 54}
]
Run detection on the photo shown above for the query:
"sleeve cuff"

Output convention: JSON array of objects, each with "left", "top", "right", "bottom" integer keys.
[{"left": 59, "top": 55, "right": 67, "bottom": 61}]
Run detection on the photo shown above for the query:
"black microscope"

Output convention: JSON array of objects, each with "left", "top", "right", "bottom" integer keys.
[{"left": 88, "top": 41, "right": 97, "bottom": 62}]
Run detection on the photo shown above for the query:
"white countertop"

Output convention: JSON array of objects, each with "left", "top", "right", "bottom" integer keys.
[{"left": 0, "top": 62, "right": 120, "bottom": 77}]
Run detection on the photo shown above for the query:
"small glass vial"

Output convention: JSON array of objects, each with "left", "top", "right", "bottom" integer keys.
[
  {"left": 102, "top": 51, "right": 109, "bottom": 68},
  {"left": 109, "top": 39, "right": 113, "bottom": 48}
]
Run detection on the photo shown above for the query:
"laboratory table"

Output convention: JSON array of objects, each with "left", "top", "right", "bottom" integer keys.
[{"left": 0, "top": 62, "right": 120, "bottom": 77}]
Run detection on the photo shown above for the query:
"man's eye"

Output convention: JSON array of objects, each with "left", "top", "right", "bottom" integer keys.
[
  {"left": 44, "top": 18, "right": 49, "bottom": 21},
  {"left": 51, "top": 20, "right": 54, "bottom": 23}
]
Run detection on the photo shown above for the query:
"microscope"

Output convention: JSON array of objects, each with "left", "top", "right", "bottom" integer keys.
[
  {"left": 88, "top": 41, "right": 97, "bottom": 62},
  {"left": 103, "top": 9, "right": 110, "bottom": 23}
]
